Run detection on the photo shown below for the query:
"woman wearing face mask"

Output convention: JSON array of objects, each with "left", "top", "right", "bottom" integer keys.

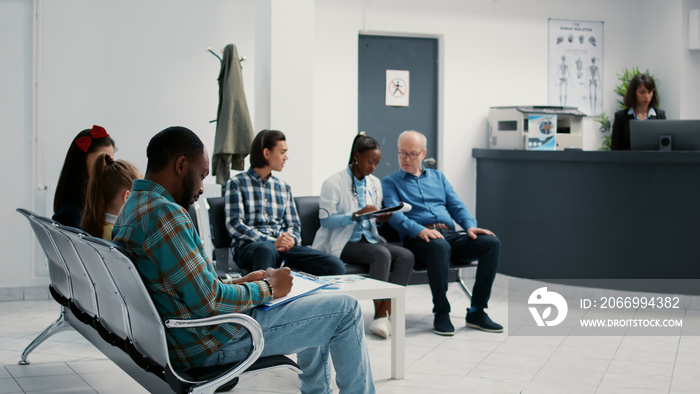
[
  {"left": 312, "top": 132, "right": 414, "bottom": 339},
  {"left": 611, "top": 73, "right": 666, "bottom": 150}
]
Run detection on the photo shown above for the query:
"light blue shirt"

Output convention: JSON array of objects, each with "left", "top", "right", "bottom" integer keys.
[
  {"left": 627, "top": 106, "right": 657, "bottom": 120},
  {"left": 318, "top": 167, "right": 378, "bottom": 243},
  {"left": 347, "top": 167, "right": 378, "bottom": 243},
  {"left": 382, "top": 168, "right": 477, "bottom": 240}
]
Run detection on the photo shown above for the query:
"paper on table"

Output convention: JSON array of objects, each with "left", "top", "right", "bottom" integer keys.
[
  {"left": 352, "top": 202, "right": 412, "bottom": 220},
  {"left": 258, "top": 271, "right": 332, "bottom": 310},
  {"left": 322, "top": 275, "right": 366, "bottom": 290}
]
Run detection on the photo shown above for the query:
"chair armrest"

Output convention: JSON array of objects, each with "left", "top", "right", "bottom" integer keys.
[{"left": 165, "top": 313, "right": 264, "bottom": 394}]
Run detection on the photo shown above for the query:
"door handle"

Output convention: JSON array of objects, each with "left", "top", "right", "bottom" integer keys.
[{"left": 423, "top": 157, "right": 436, "bottom": 166}]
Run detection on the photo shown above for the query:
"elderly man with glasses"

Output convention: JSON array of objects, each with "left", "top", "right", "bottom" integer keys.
[{"left": 382, "top": 130, "right": 503, "bottom": 336}]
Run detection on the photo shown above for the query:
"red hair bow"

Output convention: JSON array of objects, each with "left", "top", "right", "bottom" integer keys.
[{"left": 75, "top": 125, "right": 110, "bottom": 153}]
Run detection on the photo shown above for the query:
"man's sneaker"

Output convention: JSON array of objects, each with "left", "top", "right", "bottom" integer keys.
[
  {"left": 466, "top": 309, "right": 503, "bottom": 333},
  {"left": 433, "top": 312, "right": 455, "bottom": 336},
  {"left": 369, "top": 316, "right": 391, "bottom": 339}
]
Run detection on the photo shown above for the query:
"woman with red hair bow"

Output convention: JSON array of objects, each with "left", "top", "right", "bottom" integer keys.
[{"left": 52, "top": 125, "right": 115, "bottom": 228}]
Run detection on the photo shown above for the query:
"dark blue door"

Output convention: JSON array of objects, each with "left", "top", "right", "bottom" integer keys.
[{"left": 358, "top": 35, "right": 439, "bottom": 179}]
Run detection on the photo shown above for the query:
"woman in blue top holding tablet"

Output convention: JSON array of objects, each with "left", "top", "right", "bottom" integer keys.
[{"left": 312, "top": 132, "right": 414, "bottom": 338}]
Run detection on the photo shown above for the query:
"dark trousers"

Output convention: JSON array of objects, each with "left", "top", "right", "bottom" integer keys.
[
  {"left": 236, "top": 241, "right": 346, "bottom": 276},
  {"left": 340, "top": 241, "right": 414, "bottom": 286},
  {"left": 403, "top": 230, "right": 500, "bottom": 313}
]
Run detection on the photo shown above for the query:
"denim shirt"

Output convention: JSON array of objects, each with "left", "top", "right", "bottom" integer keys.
[{"left": 382, "top": 168, "right": 477, "bottom": 240}]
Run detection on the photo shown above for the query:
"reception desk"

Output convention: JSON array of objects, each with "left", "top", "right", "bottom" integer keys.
[{"left": 472, "top": 148, "right": 700, "bottom": 295}]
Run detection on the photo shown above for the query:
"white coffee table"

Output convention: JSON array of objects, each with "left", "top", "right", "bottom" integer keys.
[{"left": 321, "top": 276, "right": 405, "bottom": 379}]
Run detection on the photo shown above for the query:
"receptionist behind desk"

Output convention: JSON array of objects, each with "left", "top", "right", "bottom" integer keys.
[{"left": 611, "top": 73, "right": 666, "bottom": 150}]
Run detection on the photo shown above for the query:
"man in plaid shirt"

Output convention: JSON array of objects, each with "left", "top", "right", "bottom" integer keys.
[
  {"left": 113, "top": 127, "right": 375, "bottom": 393},
  {"left": 225, "top": 129, "right": 345, "bottom": 276}
]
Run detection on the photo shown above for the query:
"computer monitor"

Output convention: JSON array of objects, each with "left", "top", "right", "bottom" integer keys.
[{"left": 630, "top": 119, "right": 700, "bottom": 151}]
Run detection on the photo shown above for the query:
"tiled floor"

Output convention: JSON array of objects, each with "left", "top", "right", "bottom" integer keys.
[{"left": 1, "top": 276, "right": 699, "bottom": 393}]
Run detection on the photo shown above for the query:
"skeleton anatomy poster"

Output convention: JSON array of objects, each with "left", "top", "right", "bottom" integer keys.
[{"left": 548, "top": 19, "right": 604, "bottom": 116}]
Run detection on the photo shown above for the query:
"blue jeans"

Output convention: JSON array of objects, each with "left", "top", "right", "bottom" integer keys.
[
  {"left": 404, "top": 230, "right": 501, "bottom": 313},
  {"left": 201, "top": 293, "right": 375, "bottom": 394},
  {"left": 236, "top": 241, "right": 346, "bottom": 276}
]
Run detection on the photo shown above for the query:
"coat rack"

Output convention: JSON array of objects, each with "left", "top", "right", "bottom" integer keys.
[
  {"left": 207, "top": 46, "right": 248, "bottom": 124},
  {"left": 206, "top": 46, "right": 246, "bottom": 63}
]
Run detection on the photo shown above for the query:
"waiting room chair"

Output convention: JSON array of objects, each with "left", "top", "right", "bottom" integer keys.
[
  {"left": 88, "top": 237, "right": 301, "bottom": 394},
  {"left": 16, "top": 209, "right": 73, "bottom": 365},
  {"left": 40, "top": 221, "right": 99, "bottom": 328},
  {"left": 293, "top": 196, "right": 476, "bottom": 298},
  {"left": 206, "top": 197, "right": 248, "bottom": 276},
  {"left": 293, "top": 196, "right": 369, "bottom": 275},
  {"left": 376, "top": 219, "right": 476, "bottom": 299},
  {"left": 57, "top": 227, "right": 131, "bottom": 349}
]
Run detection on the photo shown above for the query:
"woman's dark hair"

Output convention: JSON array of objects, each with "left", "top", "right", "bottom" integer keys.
[
  {"left": 348, "top": 132, "right": 380, "bottom": 165},
  {"left": 81, "top": 153, "right": 141, "bottom": 238},
  {"left": 623, "top": 73, "right": 660, "bottom": 109},
  {"left": 53, "top": 127, "right": 116, "bottom": 214},
  {"left": 250, "top": 129, "right": 286, "bottom": 168},
  {"left": 146, "top": 126, "right": 204, "bottom": 174}
]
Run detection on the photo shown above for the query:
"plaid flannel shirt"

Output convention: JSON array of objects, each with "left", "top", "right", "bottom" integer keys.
[
  {"left": 224, "top": 168, "right": 301, "bottom": 249},
  {"left": 112, "top": 179, "right": 272, "bottom": 370}
]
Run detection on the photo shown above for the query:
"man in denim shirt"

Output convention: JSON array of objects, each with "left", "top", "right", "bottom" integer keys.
[{"left": 382, "top": 130, "right": 503, "bottom": 336}]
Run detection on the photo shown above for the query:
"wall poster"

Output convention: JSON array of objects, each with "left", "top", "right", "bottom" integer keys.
[
  {"left": 548, "top": 18, "right": 604, "bottom": 116},
  {"left": 385, "top": 69, "right": 410, "bottom": 107}
]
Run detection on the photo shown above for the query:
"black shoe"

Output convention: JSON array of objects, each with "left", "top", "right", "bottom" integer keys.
[
  {"left": 466, "top": 309, "right": 503, "bottom": 333},
  {"left": 433, "top": 312, "right": 455, "bottom": 336}
]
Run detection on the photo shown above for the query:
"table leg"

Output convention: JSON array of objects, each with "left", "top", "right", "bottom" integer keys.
[{"left": 390, "top": 293, "right": 405, "bottom": 379}]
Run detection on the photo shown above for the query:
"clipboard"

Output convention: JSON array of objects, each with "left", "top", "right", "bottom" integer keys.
[
  {"left": 352, "top": 202, "right": 412, "bottom": 221},
  {"left": 258, "top": 271, "right": 332, "bottom": 310}
]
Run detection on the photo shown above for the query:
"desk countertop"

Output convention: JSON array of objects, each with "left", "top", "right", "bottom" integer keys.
[{"left": 472, "top": 148, "right": 700, "bottom": 163}]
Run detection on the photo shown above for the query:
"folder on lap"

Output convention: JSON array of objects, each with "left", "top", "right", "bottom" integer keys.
[{"left": 258, "top": 271, "right": 332, "bottom": 310}]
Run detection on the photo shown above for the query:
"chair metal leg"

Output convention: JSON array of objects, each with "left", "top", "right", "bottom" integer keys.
[
  {"left": 456, "top": 268, "right": 473, "bottom": 300},
  {"left": 19, "top": 307, "right": 73, "bottom": 365}
]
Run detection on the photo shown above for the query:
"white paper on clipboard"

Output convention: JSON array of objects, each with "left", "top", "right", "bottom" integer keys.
[{"left": 258, "top": 271, "right": 332, "bottom": 310}]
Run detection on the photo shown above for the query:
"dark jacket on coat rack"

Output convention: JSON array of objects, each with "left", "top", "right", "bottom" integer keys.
[{"left": 212, "top": 43, "right": 254, "bottom": 185}]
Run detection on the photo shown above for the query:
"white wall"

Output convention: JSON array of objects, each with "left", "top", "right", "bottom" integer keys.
[
  {"left": 1, "top": 0, "right": 36, "bottom": 295},
  {"left": 311, "top": 0, "right": 652, "bottom": 210},
  {"left": 268, "top": 0, "right": 316, "bottom": 194},
  {"left": 39, "top": 0, "right": 257, "bottom": 175},
  {"left": 1, "top": 0, "right": 257, "bottom": 292},
  {"left": 682, "top": 0, "right": 700, "bottom": 119},
  {"left": 2, "top": 0, "right": 698, "bottom": 292},
  {"left": 639, "top": 0, "right": 684, "bottom": 119}
]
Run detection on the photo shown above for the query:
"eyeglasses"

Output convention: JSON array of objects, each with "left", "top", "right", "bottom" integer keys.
[{"left": 398, "top": 151, "right": 421, "bottom": 160}]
